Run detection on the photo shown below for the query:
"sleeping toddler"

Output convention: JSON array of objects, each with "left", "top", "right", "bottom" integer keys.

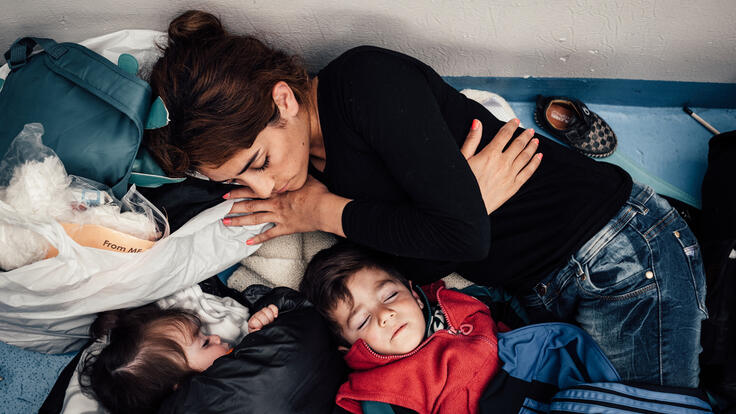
[
  {"left": 79, "top": 286, "right": 344, "bottom": 414},
  {"left": 299, "top": 242, "right": 504, "bottom": 414}
]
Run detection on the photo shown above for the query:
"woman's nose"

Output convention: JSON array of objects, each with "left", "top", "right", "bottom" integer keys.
[
  {"left": 209, "top": 334, "right": 221, "bottom": 344},
  {"left": 248, "top": 178, "right": 275, "bottom": 198}
]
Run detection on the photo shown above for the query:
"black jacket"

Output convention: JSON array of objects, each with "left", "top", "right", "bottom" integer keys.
[
  {"left": 158, "top": 286, "right": 347, "bottom": 414},
  {"left": 40, "top": 282, "right": 347, "bottom": 414}
]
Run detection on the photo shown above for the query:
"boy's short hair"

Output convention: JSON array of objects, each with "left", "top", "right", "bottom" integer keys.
[{"left": 300, "top": 242, "right": 410, "bottom": 339}]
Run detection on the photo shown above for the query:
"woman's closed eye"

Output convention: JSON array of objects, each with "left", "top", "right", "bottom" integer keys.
[
  {"left": 218, "top": 155, "right": 270, "bottom": 184},
  {"left": 384, "top": 292, "right": 398, "bottom": 302},
  {"left": 253, "top": 155, "right": 270, "bottom": 172},
  {"left": 202, "top": 338, "right": 210, "bottom": 348}
]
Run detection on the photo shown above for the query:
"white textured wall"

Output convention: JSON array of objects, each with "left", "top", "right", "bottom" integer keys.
[{"left": 2, "top": 0, "right": 735, "bottom": 82}]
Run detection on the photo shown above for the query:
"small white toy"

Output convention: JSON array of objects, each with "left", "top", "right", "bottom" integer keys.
[{"left": 0, "top": 124, "right": 164, "bottom": 271}]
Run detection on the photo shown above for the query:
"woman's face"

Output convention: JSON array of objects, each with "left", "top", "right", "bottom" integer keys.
[
  {"left": 199, "top": 122, "right": 311, "bottom": 198},
  {"left": 198, "top": 82, "right": 313, "bottom": 198}
]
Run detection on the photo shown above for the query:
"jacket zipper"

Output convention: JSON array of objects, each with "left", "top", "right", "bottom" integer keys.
[{"left": 437, "top": 290, "right": 497, "bottom": 349}]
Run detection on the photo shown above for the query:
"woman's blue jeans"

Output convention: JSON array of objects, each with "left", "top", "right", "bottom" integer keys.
[{"left": 520, "top": 181, "right": 707, "bottom": 387}]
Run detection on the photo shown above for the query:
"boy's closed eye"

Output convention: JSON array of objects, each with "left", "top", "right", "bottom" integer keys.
[
  {"left": 355, "top": 290, "right": 399, "bottom": 331},
  {"left": 357, "top": 315, "right": 370, "bottom": 330}
]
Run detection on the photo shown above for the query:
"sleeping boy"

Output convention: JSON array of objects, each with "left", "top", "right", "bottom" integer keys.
[{"left": 299, "top": 242, "right": 503, "bottom": 414}]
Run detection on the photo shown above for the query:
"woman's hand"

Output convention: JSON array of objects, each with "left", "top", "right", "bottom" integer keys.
[
  {"left": 223, "top": 176, "right": 350, "bottom": 244},
  {"left": 461, "top": 118, "right": 542, "bottom": 214},
  {"left": 248, "top": 304, "right": 279, "bottom": 332}
]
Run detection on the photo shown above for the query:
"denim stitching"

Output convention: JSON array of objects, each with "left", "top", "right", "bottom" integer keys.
[
  {"left": 576, "top": 218, "right": 657, "bottom": 301},
  {"left": 596, "top": 280, "right": 657, "bottom": 302},
  {"left": 642, "top": 209, "right": 678, "bottom": 241},
  {"left": 538, "top": 268, "right": 575, "bottom": 307},
  {"left": 630, "top": 183, "right": 654, "bottom": 206},
  {"left": 654, "top": 251, "right": 664, "bottom": 385},
  {"left": 574, "top": 184, "right": 655, "bottom": 269},
  {"left": 576, "top": 206, "right": 637, "bottom": 265},
  {"left": 672, "top": 227, "right": 708, "bottom": 316}
]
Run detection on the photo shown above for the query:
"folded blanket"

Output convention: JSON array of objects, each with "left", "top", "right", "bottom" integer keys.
[{"left": 227, "top": 231, "right": 474, "bottom": 291}]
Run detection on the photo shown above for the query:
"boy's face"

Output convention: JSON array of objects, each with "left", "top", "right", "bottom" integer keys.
[{"left": 331, "top": 267, "right": 425, "bottom": 355}]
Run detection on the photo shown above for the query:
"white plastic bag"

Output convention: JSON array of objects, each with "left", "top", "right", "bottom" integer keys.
[{"left": 0, "top": 198, "right": 267, "bottom": 353}]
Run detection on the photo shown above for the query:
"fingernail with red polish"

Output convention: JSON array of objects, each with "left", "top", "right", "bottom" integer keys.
[
  {"left": 246, "top": 239, "right": 255, "bottom": 246},
  {"left": 529, "top": 128, "right": 535, "bottom": 135},
  {"left": 471, "top": 119, "right": 480, "bottom": 130},
  {"left": 537, "top": 153, "right": 544, "bottom": 160},
  {"left": 222, "top": 218, "right": 232, "bottom": 225},
  {"left": 222, "top": 192, "right": 230, "bottom": 199},
  {"left": 533, "top": 138, "right": 539, "bottom": 145}
]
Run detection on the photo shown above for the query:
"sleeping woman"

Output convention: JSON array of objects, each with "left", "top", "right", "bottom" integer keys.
[{"left": 143, "top": 10, "right": 706, "bottom": 387}]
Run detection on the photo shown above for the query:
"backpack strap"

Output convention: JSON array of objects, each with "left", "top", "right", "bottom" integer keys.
[{"left": 5, "top": 37, "right": 59, "bottom": 69}]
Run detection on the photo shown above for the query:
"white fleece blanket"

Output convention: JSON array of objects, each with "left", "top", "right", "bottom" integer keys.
[{"left": 227, "top": 232, "right": 474, "bottom": 291}]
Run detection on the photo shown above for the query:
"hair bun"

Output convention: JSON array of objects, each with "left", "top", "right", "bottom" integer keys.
[{"left": 167, "top": 10, "right": 226, "bottom": 46}]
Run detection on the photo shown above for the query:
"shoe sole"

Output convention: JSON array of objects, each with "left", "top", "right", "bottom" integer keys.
[{"left": 534, "top": 111, "right": 616, "bottom": 158}]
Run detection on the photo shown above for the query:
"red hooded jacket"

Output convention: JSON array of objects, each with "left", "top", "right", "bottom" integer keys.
[{"left": 336, "top": 287, "right": 501, "bottom": 414}]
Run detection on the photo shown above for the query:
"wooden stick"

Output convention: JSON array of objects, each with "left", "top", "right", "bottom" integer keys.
[{"left": 683, "top": 106, "right": 720, "bottom": 135}]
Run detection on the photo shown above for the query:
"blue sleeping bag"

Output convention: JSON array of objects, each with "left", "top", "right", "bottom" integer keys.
[{"left": 479, "top": 322, "right": 620, "bottom": 413}]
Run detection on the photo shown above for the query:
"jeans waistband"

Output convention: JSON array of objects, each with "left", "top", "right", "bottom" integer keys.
[
  {"left": 530, "top": 182, "right": 656, "bottom": 299},
  {"left": 574, "top": 181, "right": 654, "bottom": 266}
]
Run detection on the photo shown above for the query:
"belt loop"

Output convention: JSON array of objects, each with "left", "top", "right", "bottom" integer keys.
[
  {"left": 571, "top": 256, "right": 585, "bottom": 279},
  {"left": 629, "top": 182, "right": 652, "bottom": 215}
]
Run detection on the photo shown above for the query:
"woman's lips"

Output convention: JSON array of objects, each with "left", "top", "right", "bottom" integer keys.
[{"left": 275, "top": 179, "right": 290, "bottom": 194}]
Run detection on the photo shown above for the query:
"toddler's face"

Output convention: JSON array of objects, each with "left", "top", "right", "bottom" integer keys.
[
  {"left": 180, "top": 331, "right": 231, "bottom": 372},
  {"left": 332, "top": 268, "right": 425, "bottom": 355}
]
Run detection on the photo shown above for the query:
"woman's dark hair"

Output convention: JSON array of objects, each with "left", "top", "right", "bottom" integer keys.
[
  {"left": 144, "top": 10, "right": 312, "bottom": 175},
  {"left": 300, "top": 242, "right": 410, "bottom": 339},
  {"left": 79, "top": 305, "right": 202, "bottom": 414}
]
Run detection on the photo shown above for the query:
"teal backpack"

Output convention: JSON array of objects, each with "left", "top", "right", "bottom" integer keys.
[{"left": 0, "top": 37, "right": 180, "bottom": 198}]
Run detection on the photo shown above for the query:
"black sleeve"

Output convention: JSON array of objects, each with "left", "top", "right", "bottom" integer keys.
[
  {"left": 337, "top": 48, "right": 490, "bottom": 262},
  {"left": 243, "top": 285, "right": 310, "bottom": 315},
  {"left": 137, "top": 178, "right": 238, "bottom": 233}
]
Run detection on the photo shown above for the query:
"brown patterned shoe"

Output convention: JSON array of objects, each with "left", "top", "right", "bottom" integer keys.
[{"left": 534, "top": 95, "right": 617, "bottom": 158}]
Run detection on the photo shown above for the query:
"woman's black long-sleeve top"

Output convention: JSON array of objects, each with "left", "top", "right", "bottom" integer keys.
[{"left": 314, "top": 46, "right": 632, "bottom": 292}]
